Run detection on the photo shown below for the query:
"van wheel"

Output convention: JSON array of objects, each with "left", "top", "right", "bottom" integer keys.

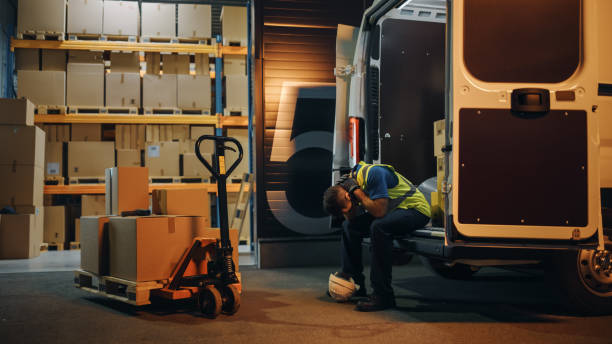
[
  {"left": 550, "top": 249, "right": 612, "bottom": 315},
  {"left": 419, "top": 256, "right": 479, "bottom": 280}
]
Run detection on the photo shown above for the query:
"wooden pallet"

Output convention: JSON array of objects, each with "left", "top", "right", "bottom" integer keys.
[
  {"left": 144, "top": 107, "right": 181, "bottom": 115},
  {"left": 36, "top": 105, "right": 67, "bottom": 115},
  {"left": 69, "top": 177, "right": 105, "bottom": 184},
  {"left": 179, "top": 108, "right": 212, "bottom": 115},
  {"left": 177, "top": 37, "right": 212, "bottom": 45},
  {"left": 105, "top": 106, "right": 139, "bottom": 115},
  {"left": 74, "top": 270, "right": 165, "bottom": 306},
  {"left": 100, "top": 35, "right": 137, "bottom": 42},
  {"left": 67, "top": 33, "right": 103, "bottom": 41},
  {"left": 179, "top": 177, "right": 207, "bottom": 183},
  {"left": 68, "top": 106, "right": 107, "bottom": 114},
  {"left": 70, "top": 242, "right": 81, "bottom": 250},
  {"left": 41, "top": 242, "right": 64, "bottom": 251},
  {"left": 223, "top": 38, "right": 247, "bottom": 47},
  {"left": 74, "top": 270, "right": 103, "bottom": 295},
  {"left": 149, "top": 176, "right": 181, "bottom": 184},
  {"left": 224, "top": 108, "right": 248, "bottom": 117},
  {"left": 44, "top": 176, "right": 65, "bottom": 185},
  {"left": 17, "top": 31, "right": 65, "bottom": 41},
  {"left": 141, "top": 36, "right": 178, "bottom": 44}
]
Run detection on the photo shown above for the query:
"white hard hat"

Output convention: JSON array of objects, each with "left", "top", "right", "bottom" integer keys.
[{"left": 328, "top": 272, "right": 360, "bottom": 302}]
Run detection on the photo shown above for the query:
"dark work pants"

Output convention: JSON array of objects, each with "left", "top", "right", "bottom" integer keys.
[{"left": 341, "top": 208, "right": 429, "bottom": 298}]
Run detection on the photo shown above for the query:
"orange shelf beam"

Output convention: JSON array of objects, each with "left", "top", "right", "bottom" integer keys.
[{"left": 44, "top": 183, "right": 245, "bottom": 195}]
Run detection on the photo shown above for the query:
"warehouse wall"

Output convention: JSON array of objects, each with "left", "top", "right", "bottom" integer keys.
[
  {"left": 0, "top": 0, "right": 17, "bottom": 98},
  {"left": 255, "top": 0, "right": 372, "bottom": 266}
]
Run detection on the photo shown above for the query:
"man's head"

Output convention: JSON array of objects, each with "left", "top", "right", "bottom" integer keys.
[{"left": 323, "top": 185, "right": 352, "bottom": 217}]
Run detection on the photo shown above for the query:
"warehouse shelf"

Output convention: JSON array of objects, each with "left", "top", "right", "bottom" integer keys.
[
  {"left": 33, "top": 114, "right": 248, "bottom": 127},
  {"left": 44, "top": 183, "right": 246, "bottom": 195},
  {"left": 10, "top": 38, "right": 248, "bottom": 56}
]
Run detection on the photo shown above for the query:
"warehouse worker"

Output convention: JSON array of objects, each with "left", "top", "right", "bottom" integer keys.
[{"left": 323, "top": 161, "right": 431, "bottom": 311}]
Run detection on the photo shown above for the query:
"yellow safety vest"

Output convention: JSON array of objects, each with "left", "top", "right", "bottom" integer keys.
[{"left": 353, "top": 161, "right": 431, "bottom": 218}]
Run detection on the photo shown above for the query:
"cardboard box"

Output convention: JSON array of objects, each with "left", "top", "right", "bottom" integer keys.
[
  {"left": 143, "top": 74, "right": 177, "bottom": 108},
  {"left": 105, "top": 72, "right": 141, "bottom": 108},
  {"left": 145, "top": 141, "right": 179, "bottom": 176},
  {"left": 194, "top": 53, "right": 209, "bottom": 75},
  {"left": 178, "top": 4, "right": 211, "bottom": 39},
  {"left": 0, "top": 126, "right": 45, "bottom": 168},
  {"left": 68, "top": 141, "right": 115, "bottom": 177},
  {"left": 146, "top": 125, "right": 159, "bottom": 142},
  {"left": 80, "top": 216, "right": 110, "bottom": 274},
  {"left": 225, "top": 75, "right": 248, "bottom": 110},
  {"left": 220, "top": 6, "right": 247, "bottom": 46},
  {"left": 152, "top": 189, "right": 211, "bottom": 219},
  {"left": 0, "top": 213, "right": 43, "bottom": 259},
  {"left": 172, "top": 125, "right": 190, "bottom": 141},
  {"left": 103, "top": 0, "right": 139, "bottom": 36},
  {"left": 141, "top": 2, "right": 176, "bottom": 38},
  {"left": 44, "top": 125, "right": 71, "bottom": 142},
  {"left": 117, "top": 149, "right": 141, "bottom": 167},
  {"left": 179, "top": 140, "right": 194, "bottom": 154},
  {"left": 163, "top": 54, "right": 190, "bottom": 75},
  {"left": 45, "top": 142, "right": 63, "bottom": 177},
  {"left": 0, "top": 98, "right": 35, "bottom": 126},
  {"left": 178, "top": 74, "right": 211, "bottom": 109},
  {"left": 105, "top": 167, "right": 150, "bottom": 215},
  {"left": 0, "top": 165, "right": 44, "bottom": 209},
  {"left": 75, "top": 218, "right": 80, "bottom": 242},
  {"left": 145, "top": 52, "right": 161, "bottom": 75},
  {"left": 226, "top": 128, "right": 249, "bottom": 179},
  {"left": 110, "top": 52, "right": 140, "bottom": 73},
  {"left": 67, "top": 63, "right": 105, "bottom": 107},
  {"left": 71, "top": 124, "right": 101, "bottom": 141},
  {"left": 182, "top": 153, "right": 211, "bottom": 180},
  {"left": 223, "top": 55, "right": 246, "bottom": 76},
  {"left": 67, "top": 0, "right": 103, "bottom": 35},
  {"left": 68, "top": 51, "right": 104, "bottom": 64},
  {"left": 115, "top": 125, "right": 145, "bottom": 150},
  {"left": 15, "top": 49, "right": 39, "bottom": 70},
  {"left": 81, "top": 195, "right": 106, "bottom": 216},
  {"left": 433, "top": 119, "right": 445, "bottom": 158},
  {"left": 44, "top": 205, "right": 66, "bottom": 243},
  {"left": 17, "top": 70, "right": 66, "bottom": 106},
  {"left": 108, "top": 216, "right": 237, "bottom": 281},
  {"left": 17, "top": 0, "right": 66, "bottom": 35},
  {"left": 42, "top": 50, "right": 67, "bottom": 71},
  {"left": 190, "top": 125, "right": 214, "bottom": 153}
]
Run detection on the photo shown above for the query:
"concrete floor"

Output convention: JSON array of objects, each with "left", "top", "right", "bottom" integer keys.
[{"left": 0, "top": 255, "right": 611, "bottom": 343}]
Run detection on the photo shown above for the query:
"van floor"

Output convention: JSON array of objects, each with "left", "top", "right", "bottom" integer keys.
[{"left": 0, "top": 253, "right": 610, "bottom": 343}]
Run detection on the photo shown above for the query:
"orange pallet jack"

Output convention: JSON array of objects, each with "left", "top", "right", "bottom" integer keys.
[{"left": 153, "top": 135, "right": 244, "bottom": 318}]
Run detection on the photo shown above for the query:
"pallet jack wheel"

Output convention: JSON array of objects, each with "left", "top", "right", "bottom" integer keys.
[
  {"left": 197, "top": 285, "right": 222, "bottom": 318},
  {"left": 221, "top": 284, "right": 241, "bottom": 315}
]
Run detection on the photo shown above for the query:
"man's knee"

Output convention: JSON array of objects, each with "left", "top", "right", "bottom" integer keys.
[{"left": 369, "top": 219, "right": 389, "bottom": 241}]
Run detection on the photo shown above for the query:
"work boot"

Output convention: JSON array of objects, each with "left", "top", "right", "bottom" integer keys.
[{"left": 355, "top": 293, "right": 396, "bottom": 312}]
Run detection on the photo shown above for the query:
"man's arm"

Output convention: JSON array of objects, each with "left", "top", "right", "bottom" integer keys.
[{"left": 352, "top": 189, "right": 388, "bottom": 218}]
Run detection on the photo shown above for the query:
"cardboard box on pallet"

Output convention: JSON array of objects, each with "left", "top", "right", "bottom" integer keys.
[
  {"left": 172, "top": 125, "right": 190, "bottom": 141},
  {"left": 67, "top": 63, "right": 105, "bottom": 107},
  {"left": 145, "top": 52, "right": 161, "bottom": 75},
  {"left": 81, "top": 195, "right": 106, "bottom": 216},
  {"left": 68, "top": 141, "right": 115, "bottom": 178},
  {"left": 433, "top": 119, "right": 445, "bottom": 158},
  {"left": 68, "top": 51, "right": 104, "bottom": 64},
  {"left": 178, "top": 140, "right": 194, "bottom": 154},
  {"left": 220, "top": 6, "right": 247, "bottom": 46},
  {"left": 105, "top": 167, "right": 149, "bottom": 215},
  {"left": 152, "top": 189, "right": 211, "bottom": 219},
  {"left": 17, "top": 0, "right": 66, "bottom": 36},
  {"left": 223, "top": 55, "right": 246, "bottom": 76},
  {"left": 42, "top": 50, "right": 67, "bottom": 72},
  {"left": 0, "top": 98, "right": 35, "bottom": 126},
  {"left": 110, "top": 52, "right": 140, "bottom": 73},
  {"left": 0, "top": 125, "right": 45, "bottom": 167},
  {"left": 103, "top": 0, "right": 139, "bottom": 37},
  {"left": 226, "top": 128, "right": 249, "bottom": 180},
  {"left": 178, "top": 4, "right": 211, "bottom": 39},
  {"left": 163, "top": 54, "right": 190, "bottom": 75},
  {"left": 67, "top": 0, "right": 103, "bottom": 35},
  {"left": 177, "top": 74, "right": 211, "bottom": 110},
  {"left": 80, "top": 216, "right": 110, "bottom": 274},
  {"left": 0, "top": 211, "right": 44, "bottom": 259},
  {"left": 117, "top": 149, "right": 141, "bottom": 167},
  {"left": 71, "top": 124, "right": 102, "bottom": 141},
  {"left": 141, "top": 2, "right": 176, "bottom": 39},
  {"left": 15, "top": 49, "right": 39, "bottom": 71},
  {"left": 17, "top": 70, "right": 66, "bottom": 107},
  {"left": 106, "top": 73, "right": 141, "bottom": 108},
  {"left": 44, "top": 205, "right": 66, "bottom": 244},
  {"left": 108, "top": 216, "right": 238, "bottom": 281},
  {"left": 182, "top": 153, "right": 211, "bottom": 180},
  {"left": 194, "top": 54, "right": 209, "bottom": 75},
  {"left": 0, "top": 165, "right": 44, "bottom": 209},
  {"left": 225, "top": 75, "right": 248, "bottom": 112},
  {"left": 145, "top": 142, "right": 179, "bottom": 176},
  {"left": 143, "top": 74, "right": 178, "bottom": 109},
  {"left": 45, "top": 142, "right": 63, "bottom": 178}
]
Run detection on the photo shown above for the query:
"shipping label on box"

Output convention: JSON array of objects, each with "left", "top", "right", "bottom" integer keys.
[
  {"left": 143, "top": 74, "right": 178, "bottom": 108},
  {"left": 67, "top": 63, "right": 105, "bottom": 107},
  {"left": 67, "top": 0, "right": 103, "bottom": 35},
  {"left": 18, "top": 0, "right": 66, "bottom": 34},
  {"left": 0, "top": 213, "right": 42, "bottom": 259},
  {"left": 0, "top": 166, "right": 44, "bottom": 209},
  {"left": 141, "top": 2, "right": 176, "bottom": 38},
  {"left": 17, "top": 70, "right": 66, "bottom": 106},
  {"left": 105, "top": 167, "right": 149, "bottom": 215},
  {"left": 44, "top": 205, "right": 66, "bottom": 244},
  {"left": 106, "top": 73, "right": 141, "bottom": 107},
  {"left": 71, "top": 124, "right": 102, "bottom": 141},
  {"left": 0, "top": 126, "right": 44, "bottom": 168},
  {"left": 178, "top": 4, "right": 211, "bottom": 39},
  {"left": 178, "top": 74, "right": 211, "bottom": 109},
  {"left": 45, "top": 142, "right": 63, "bottom": 177},
  {"left": 42, "top": 50, "right": 67, "bottom": 71},
  {"left": 145, "top": 141, "right": 179, "bottom": 176},
  {"left": 103, "top": 0, "right": 139, "bottom": 36},
  {"left": 68, "top": 141, "right": 115, "bottom": 177}
]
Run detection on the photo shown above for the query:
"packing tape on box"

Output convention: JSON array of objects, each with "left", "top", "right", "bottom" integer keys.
[{"left": 168, "top": 217, "right": 175, "bottom": 234}]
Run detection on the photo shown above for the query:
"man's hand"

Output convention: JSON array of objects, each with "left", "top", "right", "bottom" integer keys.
[{"left": 340, "top": 178, "right": 360, "bottom": 195}]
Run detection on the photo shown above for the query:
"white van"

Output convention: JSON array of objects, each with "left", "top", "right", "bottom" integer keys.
[{"left": 333, "top": 0, "right": 612, "bottom": 313}]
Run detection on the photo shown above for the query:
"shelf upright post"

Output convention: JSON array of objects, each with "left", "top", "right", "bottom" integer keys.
[
  {"left": 246, "top": 0, "right": 255, "bottom": 250},
  {"left": 214, "top": 34, "right": 224, "bottom": 227}
]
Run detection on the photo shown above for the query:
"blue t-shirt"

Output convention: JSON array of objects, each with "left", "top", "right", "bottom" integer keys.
[{"left": 353, "top": 165, "right": 398, "bottom": 200}]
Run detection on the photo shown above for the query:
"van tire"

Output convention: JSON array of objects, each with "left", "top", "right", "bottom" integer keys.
[
  {"left": 548, "top": 249, "right": 612, "bottom": 315},
  {"left": 419, "top": 256, "right": 478, "bottom": 280}
]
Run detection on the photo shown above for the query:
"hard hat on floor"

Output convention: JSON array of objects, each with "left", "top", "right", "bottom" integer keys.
[{"left": 328, "top": 272, "right": 360, "bottom": 302}]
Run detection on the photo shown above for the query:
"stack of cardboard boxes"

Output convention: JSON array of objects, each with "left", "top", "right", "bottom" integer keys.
[
  {"left": 0, "top": 99, "right": 45, "bottom": 259},
  {"left": 68, "top": 123, "right": 115, "bottom": 183},
  {"left": 431, "top": 119, "right": 446, "bottom": 226},
  {"left": 106, "top": 52, "right": 141, "bottom": 112},
  {"left": 16, "top": 48, "right": 66, "bottom": 113}
]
